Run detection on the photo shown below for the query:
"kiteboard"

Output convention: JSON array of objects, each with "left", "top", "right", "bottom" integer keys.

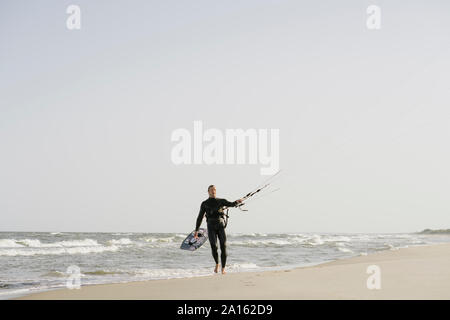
[{"left": 180, "top": 228, "right": 208, "bottom": 251}]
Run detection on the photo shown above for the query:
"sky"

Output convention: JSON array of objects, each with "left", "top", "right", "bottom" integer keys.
[{"left": 1, "top": 0, "right": 450, "bottom": 233}]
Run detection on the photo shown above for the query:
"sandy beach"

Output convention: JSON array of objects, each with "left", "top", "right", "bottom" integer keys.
[{"left": 17, "top": 243, "right": 450, "bottom": 300}]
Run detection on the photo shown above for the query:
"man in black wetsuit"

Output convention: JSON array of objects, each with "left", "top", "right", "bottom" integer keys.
[{"left": 194, "top": 185, "right": 243, "bottom": 274}]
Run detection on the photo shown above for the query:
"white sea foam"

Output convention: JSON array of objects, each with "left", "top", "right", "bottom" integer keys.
[
  {"left": 9, "top": 238, "right": 101, "bottom": 248},
  {"left": 127, "top": 263, "right": 263, "bottom": 280},
  {"left": 0, "top": 245, "right": 119, "bottom": 256},
  {"left": 16, "top": 239, "right": 43, "bottom": 247},
  {"left": 139, "top": 236, "right": 181, "bottom": 244},
  {"left": 107, "top": 238, "right": 133, "bottom": 245},
  {"left": 324, "top": 236, "right": 352, "bottom": 242},
  {"left": 229, "top": 239, "right": 287, "bottom": 247},
  {"left": 310, "top": 235, "right": 324, "bottom": 245},
  {"left": 0, "top": 239, "right": 24, "bottom": 248},
  {"left": 228, "top": 234, "right": 355, "bottom": 247},
  {"left": 386, "top": 244, "right": 398, "bottom": 250},
  {"left": 0, "top": 238, "right": 122, "bottom": 256},
  {"left": 227, "top": 263, "right": 260, "bottom": 271}
]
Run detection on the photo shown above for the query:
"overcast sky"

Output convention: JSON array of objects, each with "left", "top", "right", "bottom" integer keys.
[{"left": 1, "top": 0, "right": 450, "bottom": 233}]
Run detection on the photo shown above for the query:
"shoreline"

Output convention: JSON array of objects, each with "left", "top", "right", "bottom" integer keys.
[
  {"left": 15, "top": 243, "right": 450, "bottom": 300},
  {"left": 7, "top": 259, "right": 333, "bottom": 300}
]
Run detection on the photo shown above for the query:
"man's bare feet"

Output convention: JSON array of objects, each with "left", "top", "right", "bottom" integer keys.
[
  {"left": 221, "top": 268, "right": 226, "bottom": 275},
  {"left": 214, "top": 264, "right": 219, "bottom": 273}
]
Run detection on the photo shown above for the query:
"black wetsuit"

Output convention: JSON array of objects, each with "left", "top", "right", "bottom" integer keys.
[{"left": 195, "top": 197, "right": 238, "bottom": 268}]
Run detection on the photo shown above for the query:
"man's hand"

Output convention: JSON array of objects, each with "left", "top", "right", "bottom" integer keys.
[
  {"left": 194, "top": 231, "right": 199, "bottom": 239},
  {"left": 236, "top": 199, "right": 243, "bottom": 204}
]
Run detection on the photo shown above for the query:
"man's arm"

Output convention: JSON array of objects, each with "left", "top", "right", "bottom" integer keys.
[
  {"left": 195, "top": 202, "right": 205, "bottom": 232},
  {"left": 220, "top": 198, "right": 243, "bottom": 207}
]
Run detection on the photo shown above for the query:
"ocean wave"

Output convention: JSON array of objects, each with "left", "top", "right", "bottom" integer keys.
[
  {"left": 0, "top": 238, "right": 135, "bottom": 249},
  {"left": 230, "top": 233, "right": 268, "bottom": 237},
  {"left": 139, "top": 235, "right": 184, "bottom": 244},
  {"left": 0, "top": 245, "right": 119, "bottom": 257},
  {"left": 83, "top": 270, "right": 124, "bottom": 276},
  {"left": 325, "top": 235, "right": 352, "bottom": 242},
  {"left": 309, "top": 235, "right": 324, "bottom": 245},
  {"left": 376, "top": 234, "right": 414, "bottom": 239},
  {"left": 127, "top": 263, "right": 263, "bottom": 279},
  {"left": 386, "top": 244, "right": 399, "bottom": 250},
  {"left": 0, "top": 282, "right": 11, "bottom": 289},
  {"left": 0, "top": 239, "right": 24, "bottom": 248},
  {"left": 40, "top": 271, "right": 67, "bottom": 278},
  {"left": 0, "top": 287, "right": 39, "bottom": 298},
  {"left": 107, "top": 238, "right": 133, "bottom": 245},
  {"left": 228, "top": 234, "right": 352, "bottom": 247},
  {"left": 7, "top": 238, "right": 101, "bottom": 248},
  {"left": 229, "top": 239, "right": 294, "bottom": 247},
  {"left": 226, "top": 263, "right": 260, "bottom": 271},
  {"left": 337, "top": 247, "right": 353, "bottom": 253}
]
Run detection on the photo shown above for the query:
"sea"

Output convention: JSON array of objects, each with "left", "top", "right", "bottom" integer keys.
[{"left": 1, "top": 231, "right": 450, "bottom": 299}]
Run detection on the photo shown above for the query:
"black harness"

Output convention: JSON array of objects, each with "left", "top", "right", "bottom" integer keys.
[{"left": 221, "top": 208, "right": 230, "bottom": 229}]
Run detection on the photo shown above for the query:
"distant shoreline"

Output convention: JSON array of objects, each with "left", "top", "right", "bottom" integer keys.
[{"left": 418, "top": 229, "right": 450, "bottom": 234}]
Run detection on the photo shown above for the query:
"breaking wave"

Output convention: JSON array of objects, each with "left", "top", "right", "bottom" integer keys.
[
  {"left": 228, "top": 234, "right": 351, "bottom": 248},
  {"left": 0, "top": 238, "right": 119, "bottom": 256},
  {"left": 0, "top": 245, "right": 119, "bottom": 257},
  {"left": 107, "top": 238, "right": 133, "bottom": 245}
]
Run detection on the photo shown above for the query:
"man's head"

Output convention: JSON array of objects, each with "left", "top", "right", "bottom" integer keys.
[{"left": 208, "top": 185, "right": 216, "bottom": 198}]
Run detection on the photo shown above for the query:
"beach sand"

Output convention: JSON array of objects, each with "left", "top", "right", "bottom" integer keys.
[{"left": 17, "top": 243, "right": 450, "bottom": 300}]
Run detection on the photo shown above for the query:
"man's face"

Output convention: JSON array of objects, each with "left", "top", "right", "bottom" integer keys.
[{"left": 208, "top": 186, "right": 216, "bottom": 198}]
